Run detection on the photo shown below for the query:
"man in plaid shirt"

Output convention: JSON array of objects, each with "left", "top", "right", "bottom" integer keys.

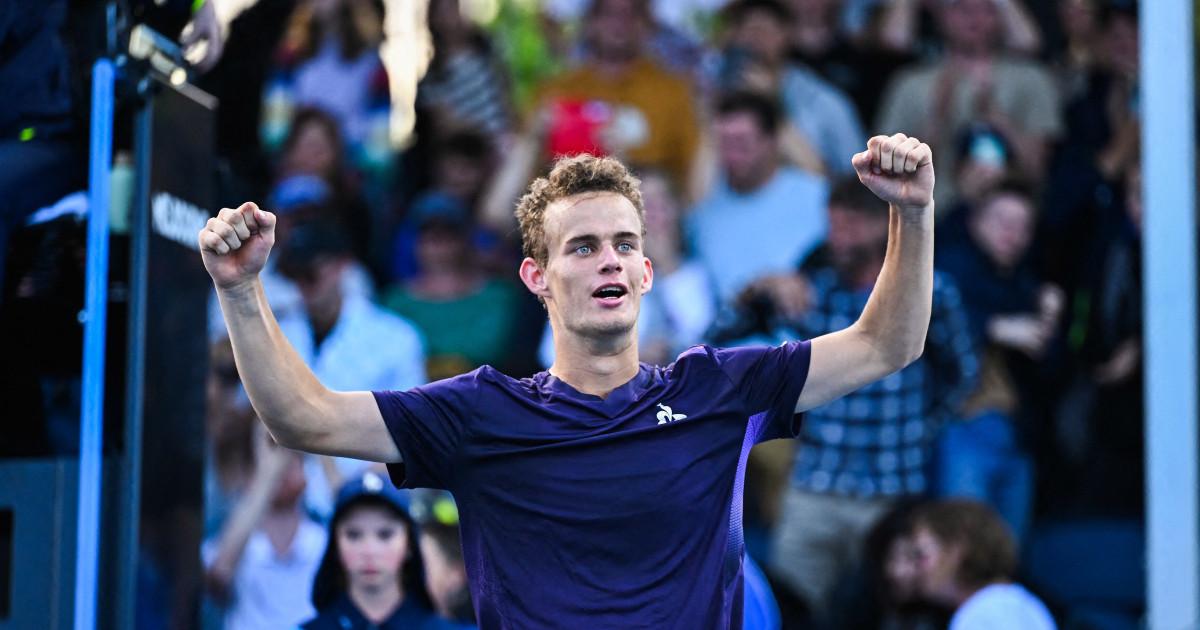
[{"left": 743, "top": 178, "right": 979, "bottom": 620}]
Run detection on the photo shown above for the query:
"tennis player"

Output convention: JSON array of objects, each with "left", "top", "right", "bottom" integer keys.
[{"left": 200, "top": 133, "right": 935, "bottom": 628}]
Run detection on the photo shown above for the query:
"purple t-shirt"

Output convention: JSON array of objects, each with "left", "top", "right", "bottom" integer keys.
[{"left": 373, "top": 341, "right": 811, "bottom": 629}]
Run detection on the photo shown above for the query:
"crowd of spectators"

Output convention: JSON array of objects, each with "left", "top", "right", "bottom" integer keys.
[{"left": 2, "top": 0, "right": 1147, "bottom": 627}]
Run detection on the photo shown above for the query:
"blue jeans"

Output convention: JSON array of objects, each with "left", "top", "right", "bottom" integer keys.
[{"left": 936, "top": 411, "right": 1033, "bottom": 544}]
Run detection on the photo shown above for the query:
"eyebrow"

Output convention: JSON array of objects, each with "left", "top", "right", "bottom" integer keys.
[{"left": 562, "top": 231, "right": 642, "bottom": 248}]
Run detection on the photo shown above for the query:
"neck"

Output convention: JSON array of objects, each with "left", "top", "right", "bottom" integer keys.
[
  {"left": 350, "top": 579, "right": 405, "bottom": 624},
  {"left": 729, "top": 162, "right": 777, "bottom": 195},
  {"left": 951, "top": 580, "right": 1000, "bottom": 609},
  {"left": 411, "top": 267, "right": 480, "bottom": 299},
  {"left": 593, "top": 54, "right": 636, "bottom": 78},
  {"left": 949, "top": 47, "right": 994, "bottom": 63},
  {"left": 843, "top": 256, "right": 885, "bottom": 290},
  {"left": 309, "top": 294, "right": 344, "bottom": 342},
  {"left": 794, "top": 20, "right": 835, "bottom": 53},
  {"left": 548, "top": 327, "right": 641, "bottom": 397}
]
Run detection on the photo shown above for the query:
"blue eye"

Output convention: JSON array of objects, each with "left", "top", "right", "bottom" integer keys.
[
  {"left": 617, "top": 242, "right": 634, "bottom": 253},
  {"left": 575, "top": 245, "right": 592, "bottom": 255}
]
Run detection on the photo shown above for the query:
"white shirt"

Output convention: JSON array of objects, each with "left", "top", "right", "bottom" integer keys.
[
  {"left": 278, "top": 294, "right": 427, "bottom": 519},
  {"left": 951, "top": 584, "right": 1057, "bottom": 630},
  {"left": 202, "top": 519, "right": 327, "bottom": 630}
]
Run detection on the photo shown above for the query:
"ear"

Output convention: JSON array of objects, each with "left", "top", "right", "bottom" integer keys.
[
  {"left": 640, "top": 256, "right": 654, "bottom": 295},
  {"left": 519, "top": 257, "right": 550, "bottom": 300}
]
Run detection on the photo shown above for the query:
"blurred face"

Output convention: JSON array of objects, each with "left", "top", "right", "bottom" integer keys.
[
  {"left": 884, "top": 533, "right": 922, "bottom": 603},
  {"left": 285, "top": 121, "right": 339, "bottom": 180},
  {"left": 640, "top": 173, "right": 681, "bottom": 256},
  {"left": 792, "top": 0, "right": 838, "bottom": 20},
  {"left": 716, "top": 112, "right": 777, "bottom": 192},
  {"left": 527, "top": 193, "right": 653, "bottom": 341},
  {"left": 416, "top": 225, "right": 469, "bottom": 272},
  {"left": 587, "top": 0, "right": 646, "bottom": 61},
  {"left": 827, "top": 205, "right": 889, "bottom": 274},
  {"left": 969, "top": 193, "right": 1035, "bottom": 270},
  {"left": 436, "top": 153, "right": 487, "bottom": 202},
  {"left": 428, "top": 0, "right": 466, "bottom": 37},
  {"left": 337, "top": 506, "right": 409, "bottom": 590},
  {"left": 732, "top": 10, "right": 790, "bottom": 65},
  {"left": 1103, "top": 14, "right": 1139, "bottom": 79},
  {"left": 939, "top": 0, "right": 1001, "bottom": 54},
  {"left": 421, "top": 534, "right": 467, "bottom": 616},
  {"left": 1057, "top": 0, "right": 1097, "bottom": 42},
  {"left": 290, "top": 257, "right": 347, "bottom": 323},
  {"left": 956, "top": 158, "right": 1008, "bottom": 204},
  {"left": 912, "top": 525, "right": 964, "bottom": 606}
]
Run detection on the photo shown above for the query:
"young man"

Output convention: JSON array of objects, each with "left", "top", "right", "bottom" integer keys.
[{"left": 199, "top": 133, "right": 935, "bottom": 628}]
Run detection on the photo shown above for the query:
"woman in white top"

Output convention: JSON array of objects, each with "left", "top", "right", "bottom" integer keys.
[{"left": 909, "top": 499, "right": 1057, "bottom": 630}]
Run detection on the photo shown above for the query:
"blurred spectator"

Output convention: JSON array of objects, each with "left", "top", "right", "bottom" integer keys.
[
  {"left": 1051, "top": 162, "right": 1143, "bottom": 517},
  {"left": 878, "top": 0, "right": 1043, "bottom": 58},
  {"left": 303, "top": 472, "right": 457, "bottom": 629},
  {"left": 420, "top": 515, "right": 477, "bottom": 625},
  {"left": 274, "top": 221, "right": 427, "bottom": 520},
  {"left": 729, "top": 178, "right": 977, "bottom": 621},
  {"left": 204, "top": 338, "right": 258, "bottom": 538},
  {"left": 1041, "top": 3, "right": 1138, "bottom": 287},
  {"left": 271, "top": 107, "right": 375, "bottom": 267},
  {"left": 876, "top": 0, "right": 1062, "bottom": 209},
  {"left": 1052, "top": 0, "right": 1102, "bottom": 101},
  {"left": 262, "top": 0, "right": 391, "bottom": 173},
  {"left": 907, "top": 500, "right": 1056, "bottom": 629},
  {"left": 687, "top": 91, "right": 828, "bottom": 304},
  {"left": 719, "top": 0, "right": 866, "bottom": 175},
  {"left": 203, "top": 433, "right": 326, "bottom": 629},
  {"left": 546, "top": 0, "right": 711, "bottom": 80},
  {"left": 417, "top": 0, "right": 514, "bottom": 139},
  {"left": 380, "top": 200, "right": 519, "bottom": 381},
  {"left": 786, "top": 0, "right": 915, "bottom": 125},
  {"left": 935, "top": 184, "right": 1062, "bottom": 543},
  {"left": 481, "top": 0, "right": 703, "bottom": 229},
  {"left": 826, "top": 500, "right": 947, "bottom": 630},
  {"left": 391, "top": 129, "right": 505, "bottom": 282}
]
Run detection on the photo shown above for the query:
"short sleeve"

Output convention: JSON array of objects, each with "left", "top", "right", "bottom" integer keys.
[
  {"left": 372, "top": 370, "right": 481, "bottom": 490},
  {"left": 710, "top": 340, "right": 812, "bottom": 443}
]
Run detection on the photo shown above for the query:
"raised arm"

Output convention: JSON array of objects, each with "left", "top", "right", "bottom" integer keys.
[
  {"left": 199, "top": 202, "right": 399, "bottom": 462},
  {"left": 796, "top": 133, "right": 934, "bottom": 412}
]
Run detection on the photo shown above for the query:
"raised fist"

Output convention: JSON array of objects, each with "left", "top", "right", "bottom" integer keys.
[
  {"left": 198, "top": 202, "right": 277, "bottom": 291},
  {"left": 851, "top": 134, "right": 935, "bottom": 210}
]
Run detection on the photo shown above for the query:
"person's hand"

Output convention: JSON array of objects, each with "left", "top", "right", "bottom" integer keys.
[
  {"left": 742, "top": 274, "right": 813, "bottom": 321},
  {"left": 851, "top": 134, "right": 935, "bottom": 211},
  {"left": 199, "top": 202, "right": 277, "bottom": 292},
  {"left": 181, "top": 0, "right": 225, "bottom": 73},
  {"left": 989, "top": 314, "right": 1053, "bottom": 358}
]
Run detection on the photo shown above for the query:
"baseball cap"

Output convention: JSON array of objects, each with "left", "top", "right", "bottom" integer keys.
[{"left": 333, "top": 471, "right": 411, "bottom": 518}]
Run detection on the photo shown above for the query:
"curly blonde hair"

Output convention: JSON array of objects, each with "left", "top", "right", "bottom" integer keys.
[{"left": 515, "top": 154, "right": 645, "bottom": 268}]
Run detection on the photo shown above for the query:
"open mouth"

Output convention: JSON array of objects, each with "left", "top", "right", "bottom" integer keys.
[{"left": 592, "top": 284, "right": 628, "bottom": 304}]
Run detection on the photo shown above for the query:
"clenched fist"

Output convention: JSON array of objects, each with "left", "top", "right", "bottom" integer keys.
[
  {"left": 199, "top": 202, "right": 277, "bottom": 291},
  {"left": 851, "top": 134, "right": 934, "bottom": 211}
]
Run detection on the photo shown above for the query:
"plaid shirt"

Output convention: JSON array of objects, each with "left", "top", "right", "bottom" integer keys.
[{"left": 787, "top": 267, "right": 979, "bottom": 497}]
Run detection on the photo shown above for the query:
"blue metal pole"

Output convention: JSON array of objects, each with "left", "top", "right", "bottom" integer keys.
[
  {"left": 74, "top": 57, "right": 114, "bottom": 630},
  {"left": 1143, "top": 0, "right": 1199, "bottom": 627}
]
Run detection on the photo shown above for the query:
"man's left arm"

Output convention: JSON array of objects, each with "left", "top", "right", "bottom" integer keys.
[{"left": 796, "top": 133, "right": 935, "bottom": 412}]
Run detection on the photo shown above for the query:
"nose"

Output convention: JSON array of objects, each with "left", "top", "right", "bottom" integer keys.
[{"left": 597, "top": 244, "right": 623, "bottom": 274}]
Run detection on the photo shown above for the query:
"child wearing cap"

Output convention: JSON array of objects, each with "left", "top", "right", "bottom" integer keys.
[{"left": 302, "top": 472, "right": 464, "bottom": 630}]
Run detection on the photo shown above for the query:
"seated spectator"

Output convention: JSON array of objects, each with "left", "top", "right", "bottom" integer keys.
[
  {"left": 787, "top": 0, "right": 915, "bottom": 125},
  {"left": 419, "top": 502, "right": 477, "bottom": 626},
  {"left": 304, "top": 472, "right": 458, "bottom": 629},
  {"left": 417, "top": 0, "right": 514, "bottom": 139},
  {"left": 380, "top": 200, "right": 519, "bottom": 381},
  {"left": 718, "top": 0, "right": 866, "bottom": 175},
  {"left": 687, "top": 91, "right": 828, "bottom": 304},
  {"left": 263, "top": 0, "right": 391, "bottom": 172},
  {"left": 481, "top": 0, "right": 703, "bottom": 228},
  {"left": 876, "top": 0, "right": 1062, "bottom": 209},
  {"left": 274, "top": 221, "right": 427, "bottom": 520},
  {"left": 204, "top": 338, "right": 257, "bottom": 538},
  {"left": 203, "top": 432, "right": 326, "bottom": 629},
  {"left": 391, "top": 130, "right": 505, "bottom": 282},
  {"left": 907, "top": 500, "right": 1056, "bottom": 630},
  {"left": 935, "top": 184, "right": 1060, "bottom": 544},
  {"left": 723, "top": 177, "right": 976, "bottom": 623}
]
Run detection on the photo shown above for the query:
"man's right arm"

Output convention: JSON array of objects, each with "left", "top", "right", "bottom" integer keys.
[{"left": 199, "top": 202, "right": 400, "bottom": 463}]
